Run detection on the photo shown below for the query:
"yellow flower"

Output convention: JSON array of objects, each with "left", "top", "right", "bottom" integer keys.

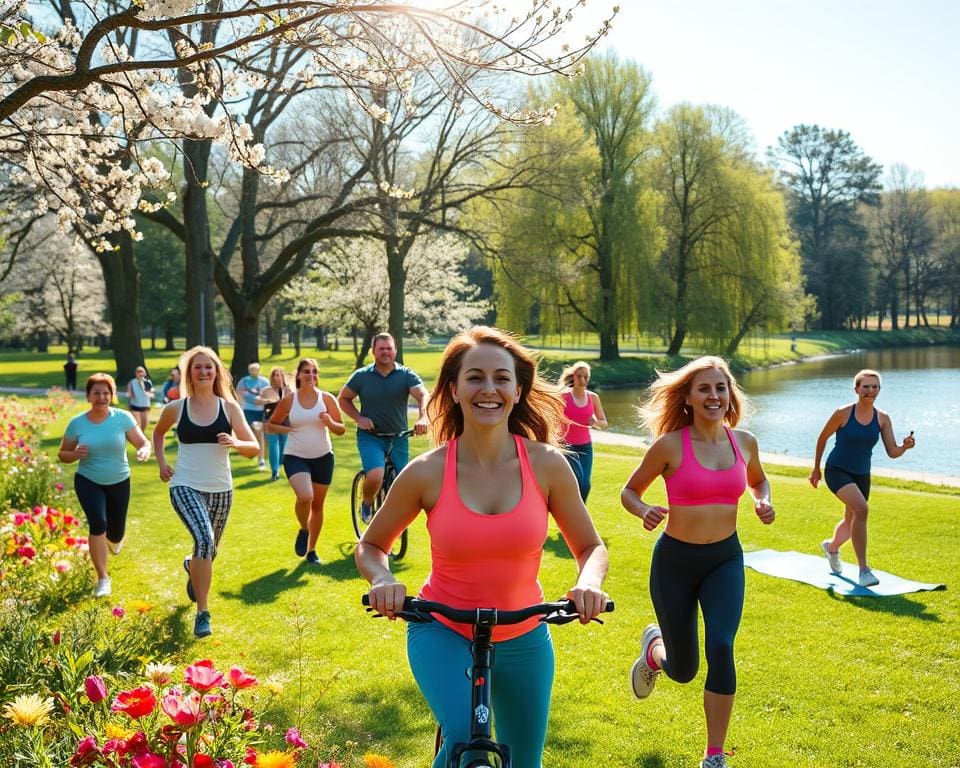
[
  {"left": 104, "top": 722, "right": 134, "bottom": 739},
  {"left": 363, "top": 754, "right": 396, "bottom": 768},
  {"left": 2, "top": 694, "right": 55, "bottom": 727},
  {"left": 263, "top": 678, "right": 284, "bottom": 696},
  {"left": 128, "top": 599, "right": 153, "bottom": 614},
  {"left": 255, "top": 751, "right": 297, "bottom": 768}
]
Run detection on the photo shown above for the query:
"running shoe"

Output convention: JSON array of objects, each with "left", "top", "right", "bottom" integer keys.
[
  {"left": 630, "top": 623, "right": 662, "bottom": 699},
  {"left": 183, "top": 557, "right": 195, "bottom": 602},
  {"left": 258, "top": 459, "right": 266, "bottom": 470},
  {"left": 821, "top": 540, "right": 842, "bottom": 574},
  {"left": 360, "top": 502, "right": 374, "bottom": 525},
  {"left": 93, "top": 577, "right": 112, "bottom": 598},
  {"left": 700, "top": 755, "right": 728, "bottom": 768},
  {"left": 194, "top": 610, "right": 212, "bottom": 638},
  {"left": 107, "top": 538, "right": 124, "bottom": 555},
  {"left": 295, "top": 529, "right": 308, "bottom": 557},
  {"left": 305, "top": 551, "right": 321, "bottom": 565},
  {"left": 858, "top": 568, "right": 880, "bottom": 587}
]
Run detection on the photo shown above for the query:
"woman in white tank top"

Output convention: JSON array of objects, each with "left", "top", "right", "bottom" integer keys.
[{"left": 266, "top": 357, "right": 345, "bottom": 564}]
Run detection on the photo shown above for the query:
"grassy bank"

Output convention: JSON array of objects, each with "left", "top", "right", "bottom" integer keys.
[
  {"left": 1, "top": 326, "right": 957, "bottom": 391},
  {"left": 21, "top": 401, "right": 960, "bottom": 768}
]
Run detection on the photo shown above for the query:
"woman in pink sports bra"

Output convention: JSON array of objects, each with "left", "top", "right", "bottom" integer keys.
[
  {"left": 620, "top": 356, "right": 775, "bottom": 768},
  {"left": 559, "top": 360, "right": 608, "bottom": 501},
  {"left": 356, "top": 326, "right": 609, "bottom": 768}
]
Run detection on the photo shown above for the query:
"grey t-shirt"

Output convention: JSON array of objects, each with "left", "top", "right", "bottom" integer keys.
[{"left": 345, "top": 364, "right": 423, "bottom": 434}]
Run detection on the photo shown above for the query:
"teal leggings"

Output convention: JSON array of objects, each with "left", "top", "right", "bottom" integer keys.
[{"left": 407, "top": 621, "right": 554, "bottom": 768}]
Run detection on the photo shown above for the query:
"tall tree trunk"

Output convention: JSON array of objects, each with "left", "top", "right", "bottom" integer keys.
[
  {"left": 596, "top": 207, "right": 620, "bottom": 361},
  {"left": 96, "top": 231, "right": 144, "bottom": 384},
  {"left": 386, "top": 238, "right": 407, "bottom": 362},
  {"left": 164, "top": 326, "right": 175, "bottom": 351},
  {"left": 231, "top": 308, "right": 260, "bottom": 381},
  {"left": 270, "top": 310, "right": 282, "bottom": 356},
  {"left": 667, "top": 241, "right": 690, "bottom": 356},
  {"left": 182, "top": 138, "right": 218, "bottom": 351},
  {"left": 292, "top": 325, "right": 301, "bottom": 357},
  {"left": 890, "top": 292, "right": 899, "bottom": 330}
]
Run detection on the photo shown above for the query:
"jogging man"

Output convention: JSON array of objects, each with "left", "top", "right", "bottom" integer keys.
[
  {"left": 338, "top": 333, "right": 429, "bottom": 522},
  {"left": 237, "top": 361, "right": 270, "bottom": 469}
]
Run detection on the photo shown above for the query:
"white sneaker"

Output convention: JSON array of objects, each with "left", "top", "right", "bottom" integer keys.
[
  {"left": 93, "top": 577, "right": 112, "bottom": 597},
  {"left": 858, "top": 568, "right": 880, "bottom": 588},
  {"left": 107, "top": 538, "right": 124, "bottom": 555},
  {"left": 630, "top": 623, "right": 662, "bottom": 699},
  {"left": 258, "top": 459, "right": 266, "bottom": 470},
  {"left": 821, "top": 540, "right": 842, "bottom": 574}
]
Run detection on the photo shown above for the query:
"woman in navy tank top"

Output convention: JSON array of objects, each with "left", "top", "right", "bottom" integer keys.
[{"left": 809, "top": 369, "right": 915, "bottom": 587}]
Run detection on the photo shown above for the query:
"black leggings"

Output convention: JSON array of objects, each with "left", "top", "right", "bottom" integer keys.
[
  {"left": 74, "top": 474, "right": 131, "bottom": 542},
  {"left": 649, "top": 531, "right": 744, "bottom": 695}
]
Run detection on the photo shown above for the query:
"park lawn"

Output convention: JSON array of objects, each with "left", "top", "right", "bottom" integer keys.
[{"left": 35, "top": 407, "right": 960, "bottom": 768}]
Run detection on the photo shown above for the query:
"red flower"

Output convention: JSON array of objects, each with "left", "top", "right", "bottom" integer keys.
[
  {"left": 126, "top": 731, "right": 150, "bottom": 755},
  {"left": 162, "top": 691, "right": 205, "bottom": 728},
  {"left": 52, "top": 630, "right": 62, "bottom": 646},
  {"left": 185, "top": 660, "right": 224, "bottom": 692},
  {"left": 111, "top": 686, "right": 157, "bottom": 719},
  {"left": 112, "top": 606, "right": 126, "bottom": 619},
  {"left": 243, "top": 747, "right": 258, "bottom": 765},
  {"left": 85, "top": 675, "right": 107, "bottom": 704},
  {"left": 131, "top": 754, "right": 167, "bottom": 768},
  {"left": 17, "top": 545, "right": 36, "bottom": 559},
  {"left": 193, "top": 754, "right": 215, "bottom": 768},
  {"left": 227, "top": 665, "right": 258, "bottom": 689},
  {"left": 70, "top": 736, "right": 100, "bottom": 767}
]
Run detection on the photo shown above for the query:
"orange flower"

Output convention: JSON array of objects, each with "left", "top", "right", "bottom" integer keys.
[
  {"left": 363, "top": 754, "right": 396, "bottom": 768},
  {"left": 255, "top": 751, "right": 297, "bottom": 768}
]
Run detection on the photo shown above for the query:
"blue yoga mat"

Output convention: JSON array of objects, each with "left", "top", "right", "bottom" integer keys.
[{"left": 743, "top": 549, "right": 946, "bottom": 596}]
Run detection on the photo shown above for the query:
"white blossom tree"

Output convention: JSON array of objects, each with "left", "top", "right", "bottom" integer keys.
[{"left": 284, "top": 233, "right": 488, "bottom": 365}]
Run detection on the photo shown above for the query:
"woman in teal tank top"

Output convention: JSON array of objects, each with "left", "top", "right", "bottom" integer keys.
[{"left": 809, "top": 369, "right": 916, "bottom": 587}]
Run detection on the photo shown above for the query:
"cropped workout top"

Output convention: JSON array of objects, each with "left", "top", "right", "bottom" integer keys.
[
  {"left": 171, "top": 398, "right": 233, "bottom": 493},
  {"left": 562, "top": 391, "right": 594, "bottom": 446},
  {"left": 420, "top": 435, "right": 548, "bottom": 642},
  {"left": 664, "top": 426, "right": 747, "bottom": 506}
]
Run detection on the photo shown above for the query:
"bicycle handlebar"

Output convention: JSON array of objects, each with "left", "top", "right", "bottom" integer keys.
[{"left": 362, "top": 594, "right": 614, "bottom": 626}]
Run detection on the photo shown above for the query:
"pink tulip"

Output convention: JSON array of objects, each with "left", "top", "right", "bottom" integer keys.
[
  {"left": 185, "top": 659, "right": 224, "bottom": 692},
  {"left": 131, "top": 754, "right": 167, "bottom": 768},
  {"left": 84, "top": 675, "right": 107, "bottom": 703},
  {"left": 112, "top": 606, "right": 126, "bottom": 619},
  {"left": 161, "top": 691, "right": 205, "bottom": 728},
  {"left": 227, "top": 665, "right": 258, "bottom": 689}
]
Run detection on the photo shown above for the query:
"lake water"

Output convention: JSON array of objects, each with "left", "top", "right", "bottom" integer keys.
[{"left": 598, "top": 346, "right": 960, "bottom": 479}]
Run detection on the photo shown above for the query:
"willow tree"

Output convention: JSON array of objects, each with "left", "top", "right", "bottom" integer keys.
[{"left": 490, "top": 52, "right": 657, "bottom": 359}]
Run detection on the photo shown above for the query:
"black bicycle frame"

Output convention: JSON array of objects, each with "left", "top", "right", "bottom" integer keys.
[{"left": 448, "top": 609, "right": 510, "bottom": 767}]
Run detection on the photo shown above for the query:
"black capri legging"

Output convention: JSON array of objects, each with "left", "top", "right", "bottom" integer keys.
[
  {"left": 73, "top": 473, "right": 131, "bottom": 542},
  {"left": 649, "top": 531, "right": 744, "bottom": 696}
]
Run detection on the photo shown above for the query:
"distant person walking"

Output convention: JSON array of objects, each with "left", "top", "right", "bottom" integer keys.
[
  {"left": 267, "top": 358, "right": 345, "bottom": 564},
  {"left": 559, "top": 361, "right": 607, "bottom": 501},
  {"left": 126, "top": 366, "right": 154, "bottom": 431},
  {"left": 620, "top": 356, "right": 776, "bottom": 768},
  {"left": 809, "top": 369, "right": 916, "bottom": 587},
  {"left": 237, "top": 362, "right": 270, "bottom": 470},
  {"left": 57, "top": 373, "right": 151, "bottom": 597},
  {"left": 152, "top": 347, "right": 259, "bottom": 638},
  {"left": 64, "top": 353, "right": 78, "bottom": 391},
  {"left": 261, "top": 366, "right": 293, "bottom": 481},
  {"left": 161, "top": 367, "right": 182, "bottom": 403}
]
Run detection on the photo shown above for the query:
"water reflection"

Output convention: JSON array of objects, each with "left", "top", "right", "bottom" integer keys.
[{"left": 599, "top": 346, "right": 960, "bottom": 478}]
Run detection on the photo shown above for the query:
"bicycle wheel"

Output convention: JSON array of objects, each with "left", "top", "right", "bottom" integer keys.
[
  {"left": 351, "top": 469, "right": 408, "bottom": 559},
  {"left": 350, "top": 470, "right": 368, "bottom": 540}
]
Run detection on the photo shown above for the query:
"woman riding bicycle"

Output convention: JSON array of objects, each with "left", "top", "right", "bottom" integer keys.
[{"left": 356, "top": 326, "right": 609, "bottom": 768}]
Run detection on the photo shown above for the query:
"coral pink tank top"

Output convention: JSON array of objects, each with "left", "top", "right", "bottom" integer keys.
[
  {"left": 420, "top": 435, "right": 549, "bottom": 641},
  {"left": 562, "top": 392, "right": 594, "bottom": 446},
  {"left": 664, "top": 427, "right": 748, "bottom": 506}
]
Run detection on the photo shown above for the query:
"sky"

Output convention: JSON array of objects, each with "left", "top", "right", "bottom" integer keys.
[{"left": 569, "top": 0, "right": 959, "bottom": 188}]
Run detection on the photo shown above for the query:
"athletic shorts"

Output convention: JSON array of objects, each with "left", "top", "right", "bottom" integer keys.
[
  {"left": 824, "top": 464, "right": 871, "bottom": 500},
  {"left": 356, "top": 430, "right": 409, "bottom": 474},
  {"left": 283, "top": 452, "right": 334, "bottom": 485},
  {"left": 243, "top": 408, "right": 265, "bottom": 426},
  {"left": 129, "top": 405, "right": 150, "bottom": 413}
]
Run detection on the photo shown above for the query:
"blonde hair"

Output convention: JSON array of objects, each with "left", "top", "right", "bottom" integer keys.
[
  {"left": 178, "top": 346, "right": 237, "bottom": 403},
  {"left": 427, "top": 326, "right": 565, "bottom": 446},
  {"left": 560, "top": 361, "right": 591, "bottom": 388},
  {"left": 854, "top": 369, "right": 881, "bottom": 386},
  {"left": 269, "top": 366, "right": 289, "bottom": 388},
  {"left": 639, "top": 356, "right": 749, "bottom": 439}
]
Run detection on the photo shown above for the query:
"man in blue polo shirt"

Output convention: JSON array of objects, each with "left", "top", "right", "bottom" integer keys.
[{"left": 338, "top": 332, "right": 429, "bottom": 522}]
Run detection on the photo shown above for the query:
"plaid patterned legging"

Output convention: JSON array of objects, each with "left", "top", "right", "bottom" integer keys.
[{"left": 169, "top": 486, "right": 233, "bottom": 560}]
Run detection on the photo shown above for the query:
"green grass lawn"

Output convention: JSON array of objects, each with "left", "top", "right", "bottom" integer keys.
[{"left": 31, "top": 403, "right": 960, "bottom": 768}]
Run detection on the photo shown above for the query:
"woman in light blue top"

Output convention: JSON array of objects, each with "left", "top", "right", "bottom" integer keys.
[{"left": 58, "top": 373, "right": 151, "bottom": 598}]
